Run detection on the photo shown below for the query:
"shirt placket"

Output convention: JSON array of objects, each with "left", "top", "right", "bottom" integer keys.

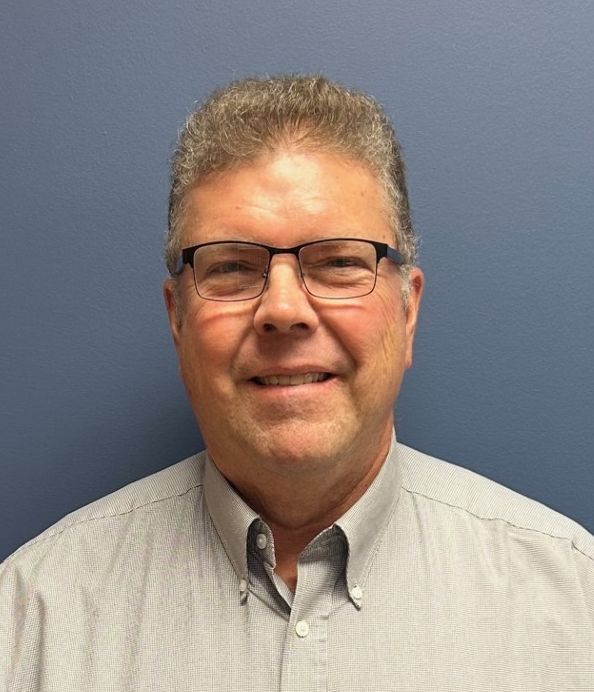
[{"left": 278, "top": 534, "right": 346, "bottom": 692}]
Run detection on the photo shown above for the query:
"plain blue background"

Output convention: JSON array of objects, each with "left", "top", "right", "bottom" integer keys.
[{"left": 1, "top": 0, "right": 593, "bottom": 561}]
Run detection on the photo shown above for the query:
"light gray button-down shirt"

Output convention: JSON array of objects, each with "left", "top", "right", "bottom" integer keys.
[{"left": 2, "top": 439, "right": 594, "bottom": 691}]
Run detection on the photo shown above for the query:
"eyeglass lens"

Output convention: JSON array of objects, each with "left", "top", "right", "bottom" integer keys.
[{"left": 192, "top": 240, "right": 378, "bottom": 301}]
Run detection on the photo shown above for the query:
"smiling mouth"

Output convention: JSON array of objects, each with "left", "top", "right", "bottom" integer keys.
[{"left": 253, "top": 373, "right": 332, "bottom": 386}]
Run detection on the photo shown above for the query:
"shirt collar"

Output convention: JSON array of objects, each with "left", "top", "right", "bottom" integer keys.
[
  {"left": 203, "top": 433, "right": 402, "bottom": 605},
  {"left": 334, "top": 433, "right": 402, "bottom": 605},
  {"left": 204, "top": 455, "right": 259, "bottom": 586}
]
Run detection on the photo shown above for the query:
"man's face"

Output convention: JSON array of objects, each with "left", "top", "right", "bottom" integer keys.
[{"left": 164, "top": 149, "right": 423, "bottom": 487}]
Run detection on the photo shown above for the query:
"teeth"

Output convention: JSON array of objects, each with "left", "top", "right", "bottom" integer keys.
[{"left": 256, "top": 373, "right": 329, "bottom": 386}]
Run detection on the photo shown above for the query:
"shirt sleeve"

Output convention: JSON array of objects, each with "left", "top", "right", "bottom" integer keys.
[
  {"left": 1, "top": 549, "right": 50, "bottom": 692},
  {"left": 573, "top": 545, "right": 594, "bottom": 628}
]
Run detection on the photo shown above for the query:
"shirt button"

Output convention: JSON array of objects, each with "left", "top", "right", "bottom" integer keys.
[
  {"left": 350, "top": 585, "right": 363, "bottom": 600},
  {"left": 239, "top": 579, "right": 248, "bottom": 593},
  {"left": 295, "top": 620, "right": 310, "bottom": 638},
  {"left": 256, "top": 533, "right": 268, "bottom": 549}
]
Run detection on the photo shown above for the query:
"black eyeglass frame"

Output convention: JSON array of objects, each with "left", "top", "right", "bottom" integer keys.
[{"left": 174, "top": 237, "right": 405, "bottom": 301}]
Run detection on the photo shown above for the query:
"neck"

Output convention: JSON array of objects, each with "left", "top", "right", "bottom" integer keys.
[{"left": 229, "top": 440, "right": 390, "bottom": 591}]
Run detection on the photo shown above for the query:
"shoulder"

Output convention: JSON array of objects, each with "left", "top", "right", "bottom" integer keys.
[
  {"left": 1, "top": 452, "right": 208, "bottom": 572},
  {"left": 397, "top": 443, "right": 594, "bottom": 563}
]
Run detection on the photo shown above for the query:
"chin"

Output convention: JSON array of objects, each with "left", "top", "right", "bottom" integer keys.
[{"left": 245, "top": 420, "right": 356, "bottom": 473}]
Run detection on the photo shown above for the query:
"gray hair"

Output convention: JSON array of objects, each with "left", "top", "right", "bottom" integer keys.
[{"left": 165, "top": 74, "right": 417, "bottom": 288}]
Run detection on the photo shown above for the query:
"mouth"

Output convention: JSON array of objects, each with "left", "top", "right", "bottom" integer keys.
[{"left": 252, "top": 372, "right": 332, "bottom": 386}]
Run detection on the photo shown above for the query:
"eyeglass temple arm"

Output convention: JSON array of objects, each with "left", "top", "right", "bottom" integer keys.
[
  {"left": 383, "top": 245, "right": 405, "bottom": 266},
  {"left": 174, "top": 247, "right": 195, "bottom": 276}
]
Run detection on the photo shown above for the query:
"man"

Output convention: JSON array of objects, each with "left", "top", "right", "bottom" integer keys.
[{"left": 1, "top": 75, "right": 593, "bottom": 691}]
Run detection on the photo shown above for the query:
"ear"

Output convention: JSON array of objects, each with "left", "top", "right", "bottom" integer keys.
[
  {"left": 404, "top": 267, "right": 424, "bottom": 369},
  {"left": 163, "top": 278, "right": 182, "bottom": 353}
]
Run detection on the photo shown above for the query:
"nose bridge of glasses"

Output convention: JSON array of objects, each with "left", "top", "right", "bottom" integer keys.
[{"left": 264, "top": 245, "right": 304, "bottom": 278}]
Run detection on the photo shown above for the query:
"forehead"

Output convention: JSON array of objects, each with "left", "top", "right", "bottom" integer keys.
[{"left": 181, "top": 150, "right": 393, "bottom": 246}]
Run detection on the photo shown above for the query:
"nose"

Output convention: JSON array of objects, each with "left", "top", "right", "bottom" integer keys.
[{"left": 253, "top": 256, "right": 320, "bottom": 334}]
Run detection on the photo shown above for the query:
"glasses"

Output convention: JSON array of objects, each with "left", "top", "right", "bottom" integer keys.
[{"left": 175, "top": 237, "right": 404, "bottom": 301}]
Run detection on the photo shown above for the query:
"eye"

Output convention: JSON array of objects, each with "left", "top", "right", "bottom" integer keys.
[
  {"left": 321, "top": 255, "right": 367, "bottom": 269},
  {"left": 206, "top": 261, "right": 256, "bottom": 275}
]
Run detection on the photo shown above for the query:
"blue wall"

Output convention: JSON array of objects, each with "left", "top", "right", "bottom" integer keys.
[{"left": 1, "top": 0, "right": 593, "bottom": 560}]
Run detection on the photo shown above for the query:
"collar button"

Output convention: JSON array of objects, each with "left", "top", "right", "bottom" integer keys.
[{"left": 350, "top": 584, "right": 363, "bottom": 600}]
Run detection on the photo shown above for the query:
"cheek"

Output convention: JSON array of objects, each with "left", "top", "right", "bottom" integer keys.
[
  {"left": 353, "top": 299, "right": 408, "bottom": 384},
  {"left": 178, "top": 307, "right": 248, "bottom": 387}
]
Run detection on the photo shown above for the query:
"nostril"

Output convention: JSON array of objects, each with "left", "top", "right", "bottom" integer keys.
[{"left": 260, "top": 320, "right": 310, "bottom": 334}]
